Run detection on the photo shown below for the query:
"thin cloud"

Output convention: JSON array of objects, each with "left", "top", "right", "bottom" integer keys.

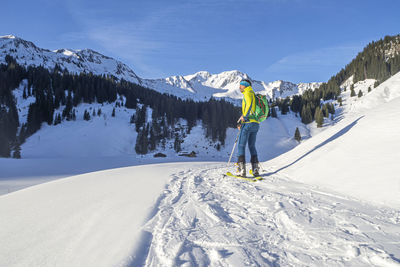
[
  {"left": 63, "top": 1, "right": 183, "bottom": 78},
  {"left": 264, "top": 44, "right": 364, "bottom": 82}
]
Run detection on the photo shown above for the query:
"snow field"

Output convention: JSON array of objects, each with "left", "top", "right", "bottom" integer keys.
[
  {"left": 135, "top": 164, "right": 400, "bottom": 266},
  {"left": 266, "top": 71, "right": 400, "bottom": 208},
  {"left": 0, "top": 163, "right": 192, "bottom": 267}
]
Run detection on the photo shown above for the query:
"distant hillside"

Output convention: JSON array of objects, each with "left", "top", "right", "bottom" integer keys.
[
  {"left": 291, "top": 34, "right": 400, "bottom": 125},
  {"left": 0, "top": 35, "right": 320, "bottom": 102}
]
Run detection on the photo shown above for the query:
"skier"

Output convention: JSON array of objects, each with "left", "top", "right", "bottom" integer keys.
[{"left": 236, "top": 79, "right": 260, "bottom": 177}]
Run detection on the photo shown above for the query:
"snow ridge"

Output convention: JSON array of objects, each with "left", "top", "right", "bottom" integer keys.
[
  {"left": 1, "top": 35, "right": 320, "bottom": 102},
  {"left": 145, "top": 70, "right": 322, "bottom": 101},
  {"left": 0, "top": 35, "right": 141, "bottom": 84}
]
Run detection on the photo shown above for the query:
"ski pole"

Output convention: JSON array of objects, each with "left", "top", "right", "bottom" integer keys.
[
  {"left": 227, "top": 119, "right": 243, "bottom": 166},
  {"left": 227, "top": 130, "right": 240, "bottom": 166}
]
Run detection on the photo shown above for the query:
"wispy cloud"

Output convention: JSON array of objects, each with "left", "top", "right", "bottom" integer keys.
[
  {"left": 62, "top": 1, "right": 186, "bottom": 78},
  {"left": 60, "top": 0, "right": 287, "bottom": 78},
  {"left": 264, "top": 44, "right": 364, "bottom": 82}
]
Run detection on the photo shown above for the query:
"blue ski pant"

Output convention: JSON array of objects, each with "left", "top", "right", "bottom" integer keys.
[{"left": 237, "top": 122, "right": 259, "bottom": 158}]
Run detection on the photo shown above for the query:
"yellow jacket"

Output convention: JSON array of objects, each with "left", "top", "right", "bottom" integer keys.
[{"left": 242, "top": 86, "right": 259, "bottom": 123}]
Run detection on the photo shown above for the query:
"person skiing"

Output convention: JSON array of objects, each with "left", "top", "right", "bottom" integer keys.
[{"left": 236, "top": 79, "right": 260, "bottom": 177}]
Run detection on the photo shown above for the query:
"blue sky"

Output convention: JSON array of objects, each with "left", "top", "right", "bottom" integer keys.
[{"left": 2, "top": 0, "right": 399, "bottom": 82}]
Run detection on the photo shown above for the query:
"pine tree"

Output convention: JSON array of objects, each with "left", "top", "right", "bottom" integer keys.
[
  {"left": 338, "top": 97, "right": 343, "bottom": 106},
  {"left": 350, "top": 85, "right": 356, "bottom": 97},
  {"left": 174, "top": 133, "right": 182, "bottom": 153},
  {"left": 271, "top": 107, "right": 277, "bottom": 118},
  {"left": 97, "top": 108, "right": 102, "bottom": 116},
  {"left": 294, "top": 127, "right": 301, "bottom": 142},
  {"left": 135, "top": 127, "right": 148, "bottom": 154},
  {"left": 12, "top": 144, "right": 21, "bottom": 159},
  {"left": 280, "top": 97, "right": 290, "bottom": 115},
  {"left": 314, "top": 107, "right": 324, "bottom": 127},
  {"left": 83, "top": 110, "right": 91, "bottom": 121},
  {"left": 358, "top": 90, "right": 363, "bottom": 97},
  {"left": 301, "top": 105, "right": 312, "bottom": 124},
  {"left": 0, "top": 132, "right": 10, "bottom": 157},
  {"left": 53, "top": 114, "right": 62, "bottom": 125},
  {"left": 368, "top": 86, "right": 372, "bottom": 93},
  {"left": 112, "top": 108, "right": 116, "bottom": 117},
  {"left": 322, "top": 104, "right": 329, "bottom": 118},
  {"left": 92, "top": 109, "right": 96, "bottom": 117},
  {"left": 149, "top": 126, "right": 156, "bottom": 151},
  {"left": 135, "top": 106, "right": 146, "bottom": 132}
]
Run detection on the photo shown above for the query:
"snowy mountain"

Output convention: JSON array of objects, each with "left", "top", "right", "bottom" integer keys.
[
  {"left": 144, "top": 70, "right": 322, "bottom": 101},
  {"left": 2, "top": 70, "right": 400, "bottom": 265},
  {"left": 14, "top": 89, "right": 307, "bottom": 161},
  {"left": 0, "top": 35, "right": 320, "bottom": 102},
  {"left": 0, "top": 35, "right": 142, "bottom": 84},
  {"left": 268, "top": 70, "right": 400, "bottom": 208},
  {"left": 1, "top": 34, "right": 400, "bottom": 267}
]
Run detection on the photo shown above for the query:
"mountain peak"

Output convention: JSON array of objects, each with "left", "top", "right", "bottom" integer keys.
[
  {"left": 0, "top": 35, "right": 17, "bottom": 39},
  {"left": 0, "top": 35, "right": 141, "bottom": 84},
  {"left": 219, "top": 70, "right": 247, "bottom": 76}
]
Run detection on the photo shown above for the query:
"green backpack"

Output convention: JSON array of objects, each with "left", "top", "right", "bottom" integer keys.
[{"left": 251, "top": 94, "right": 269, "bottom": 122}]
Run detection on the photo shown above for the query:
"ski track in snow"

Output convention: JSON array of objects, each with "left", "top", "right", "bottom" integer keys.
[{"left": 129, "top": 164, "right": 400, "bottom": 267}]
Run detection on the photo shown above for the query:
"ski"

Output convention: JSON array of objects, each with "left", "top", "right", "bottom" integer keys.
[
  {"left": 249, "top": 169, "right": 264, "bottom": 180},
  {"left": 224, "top": 172, "right": 263, "bottom": 182}
]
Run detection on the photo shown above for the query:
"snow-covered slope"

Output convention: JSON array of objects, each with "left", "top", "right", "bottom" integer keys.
[
  {"left": 17, "top": 93, "right": 307, "bottom": 163},
  {"left": 0, "top": 35, "right": 141, "bottom": 84},
  {"left": 1, "top": 160, "right": 399, "bottom": 266},
  {"left": 266, "top": 71, "right": 400, "bottom": 208},
  {"left": 0, "top": 162, "right": 184, "bottom": 267}
]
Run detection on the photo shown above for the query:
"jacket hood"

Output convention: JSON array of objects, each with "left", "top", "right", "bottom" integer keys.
[{"left": 241, "top": 86, "right": 253, "bottom": 94}]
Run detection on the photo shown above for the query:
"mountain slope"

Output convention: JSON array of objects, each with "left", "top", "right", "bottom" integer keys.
[
  {"left": 266, "top": 71, "right": 400, "bottom": 208},
  {"left": 0, "top": 35, "right": 141, "bottom": 84},
  {"left": 0, "top": 163, "right": 182, "bottom": 267},
  {"left": 144, "top": 70, "right": 321, "bottom": 101},
  {"left": 1, "top": 161, "right": 399, "bottom": 266},
  {"left": 0, "top": 35, "right": 320, "bottom": 102}
]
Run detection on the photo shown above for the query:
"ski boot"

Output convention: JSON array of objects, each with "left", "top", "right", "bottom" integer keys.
[
  {"left": 236, "top": 155, "right": 246, "bottom": 177},
  {"left": 251, "top": 155, "right": 260, "bottom": 177}
]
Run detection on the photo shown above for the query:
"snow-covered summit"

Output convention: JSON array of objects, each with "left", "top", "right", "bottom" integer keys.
[
  {"left": 0, "top": 35, "right": 321, "bottom": 102},
  {"left": 0, "top": 34, "right": 17, "bottom": 39},
  {"left": 145, "top": 70, "right": 322, "bottom": 101},
  {"left": 0, "top": 35, "right": 142, "bottom": 84},
  {"left": 183, "top": 70, "right": 211, "bottom": 82}
]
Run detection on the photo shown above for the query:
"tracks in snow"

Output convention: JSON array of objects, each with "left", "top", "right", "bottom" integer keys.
[{"left": 131, "top": 164, "right": 400, "bottom": 267}]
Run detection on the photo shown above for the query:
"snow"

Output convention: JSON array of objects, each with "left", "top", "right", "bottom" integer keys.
[
  {"left": 12, "top": 80, "right": 35, "bottom": 125},
  {"left": 145, "top": 70, "right": 322, "bottom": 102},
  {"left": 266, "top": 71, "right": 400, "bottom": 208},
  {"left": 347, "top": 74, "right": 400, "bottom": 114},
  {"left": 0, "top": 36, "right": 142, "bottom": 85},
  {"left": 0, "top": 34, "right": 16, "bottom": 39},
  {"left": 1, "top": 161, "right": 399, "bottom": 266},
  {"left": 1, "top": 35, "right": 321, "bottom": 103},
  {"left": 17, "top": 105, "right": 304, "bottom": 164},
  {"left": 22, "top": 104, "right": 137, "bottom": 158},
  {"left": 1, "top": 34, "right": 400, "bottom": 266},
  {"left": 0, "top": 162, "right": 187, "bottom": 267},
  {"left": 142, "top": 165, "right": 400, "bottom": 266}
]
